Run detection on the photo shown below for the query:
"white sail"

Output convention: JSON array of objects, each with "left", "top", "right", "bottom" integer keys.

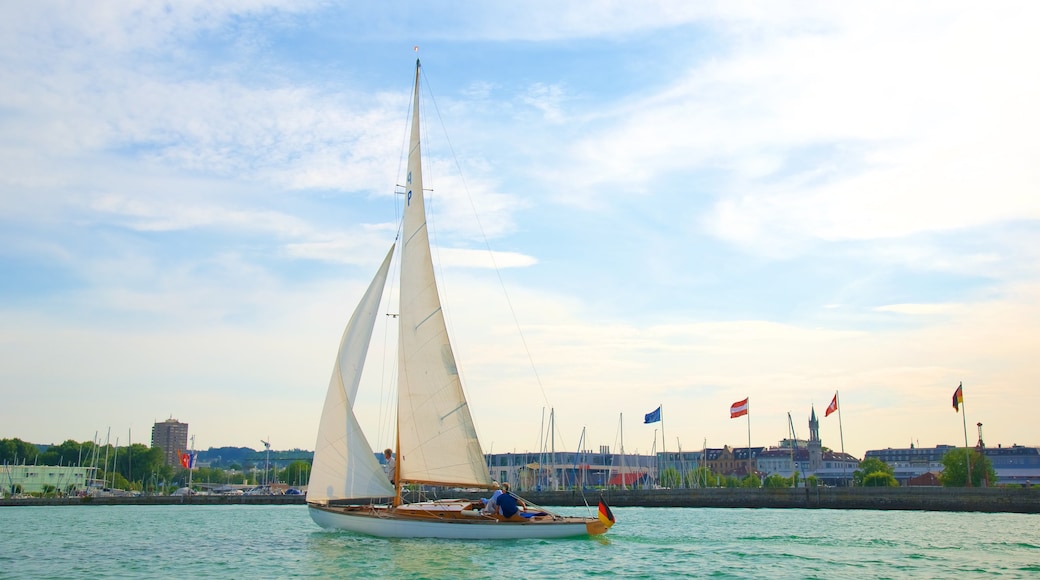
[
  {"left": 396, "top": 61, "right": 491, "bottom": 487},
  {"left": 306, "top": 59, "right": 612, "bottom": 539},
  {"left": 307, "top": 245, "right": 396, "bottom": 502}
]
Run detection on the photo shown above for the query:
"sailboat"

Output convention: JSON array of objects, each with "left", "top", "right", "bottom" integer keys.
[{"left": 306, "top": 59, "right": 613, "bottom": 540}]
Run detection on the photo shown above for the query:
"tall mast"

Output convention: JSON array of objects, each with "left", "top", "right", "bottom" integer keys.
[{"left": 394, "top": 58, "right": 421, "bottom": 507}]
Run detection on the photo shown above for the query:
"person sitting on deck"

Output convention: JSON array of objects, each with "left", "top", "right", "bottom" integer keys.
[
  {"left": 383, "top": 448, "right": 396, "bottom": 484},
  {"left": 480, "top": 482, "right": 502, "bottom": 515},
  {"left": 495, "top": 482, "right": 526, "bottom": 521}
]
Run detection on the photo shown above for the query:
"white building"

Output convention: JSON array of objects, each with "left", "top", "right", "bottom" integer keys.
[{"left": 2, "top": 464, "right": 95, "bottom": 495}]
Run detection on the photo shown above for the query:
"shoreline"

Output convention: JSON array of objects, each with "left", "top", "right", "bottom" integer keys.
[{"left": 3, "top": 487, "right": 1039, "bottom": 513}]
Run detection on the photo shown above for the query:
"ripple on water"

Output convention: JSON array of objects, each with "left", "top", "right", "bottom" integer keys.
[{"left": 1, "top": 505, "right": 1037, "bottom": 578}]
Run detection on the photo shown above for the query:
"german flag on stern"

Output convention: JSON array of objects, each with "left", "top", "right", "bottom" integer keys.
[{"left": 598, "top": 499, "right": 615, "bottom": 529}]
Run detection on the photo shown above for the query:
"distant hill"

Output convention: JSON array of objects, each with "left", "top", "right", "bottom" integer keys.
[{"left": 197, "top": 446, "right": 313, "bottom": 467}]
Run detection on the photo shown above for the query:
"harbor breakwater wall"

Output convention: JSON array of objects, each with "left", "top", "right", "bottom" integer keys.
[
  {"left": 518, "top": 486, "right": 1040, "bottom": 514},
  {"left": 0, "top": 494, "right": 305, "bottom": 507},
  {"left": 3, "top": 487, "right": 1039, "bottom": 513}
]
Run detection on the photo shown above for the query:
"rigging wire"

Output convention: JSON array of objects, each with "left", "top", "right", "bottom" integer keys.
[{"left": 418, "top": 63, "right": 572, "bottom": 454}]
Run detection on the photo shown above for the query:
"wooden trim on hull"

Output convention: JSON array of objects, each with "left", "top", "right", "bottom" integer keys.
[{"left": 308, "top": 502, "right": 607, "bottom": 539}]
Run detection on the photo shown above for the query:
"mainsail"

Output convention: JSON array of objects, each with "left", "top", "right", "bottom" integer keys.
[
  {"left": 396, "top": 61, "right": 491, "bottom": 487},
  {"left": 307, "top": 245, "right": 396, "bottom": 502},
  {"left": 305, "top": 58, "right": 612, "bottom": 539}
]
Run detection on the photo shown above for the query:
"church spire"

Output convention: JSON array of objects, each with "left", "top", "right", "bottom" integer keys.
[{"left": 809, "top": 406, "right": 820, "bottom": 443}]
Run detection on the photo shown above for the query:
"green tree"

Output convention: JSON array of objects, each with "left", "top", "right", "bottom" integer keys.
[
  {"left": 38, "top": 439, "right": 91, "bottom": 466},
  {"left": 688, "top": 466, "right": 718, "bottom": 488},
  {"left": 659, "top": 466, "right": 682, "bottom": 488},
  {"left": 741, "top": 473, "right": 761, "bottom": 488},
  {"left": 862, "top": 471, "right": 899, "bottom": 487},
  {"left": 853, "top": 457, "right": 894, "bottom": 486},
  {"left": 806, "top": 475, "right": 819, "bottom": 488},
  {"left": 279, "top": 460, "right": 312, "bottom": 487},
  {"left": 112, "top": 444, "right": 165, "bottom": 488},
  {"left": 722, "top": 475, "right": 742, "bottom": 488},
  {"left": 97, "top": 470, "right": 130, "bottom": 490},
  {"left": 763, "top": 474, "right": 789, "bottom": 488},
  {"left": 0, "top": 438, "right": 40, "bottom": 464},
  {"left": 940, "top": 448, "right": 997, "bottom": 487}
]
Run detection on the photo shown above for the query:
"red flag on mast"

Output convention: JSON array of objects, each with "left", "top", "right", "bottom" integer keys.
[
  {"left": 825, "top": 393, "right": 838, "bottom": 417},
  {"left": 730, "top": 398, "right": 749, "bottom": 418}
]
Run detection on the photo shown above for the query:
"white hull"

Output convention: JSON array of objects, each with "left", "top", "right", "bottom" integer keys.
[{"left": 308, "top": 503, "right": 604, "bottom": 539}]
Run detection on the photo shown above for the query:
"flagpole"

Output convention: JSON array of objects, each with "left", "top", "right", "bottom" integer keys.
[
  {"left": 959, "top": 382, "right": 972, "bottom": 487},
  {"left": 187, "top": 435, "right": 194, "bottom": 493},
  {"left": 746, "top": 398, "right": 752, "bottom": 477},
  {"left": 836, "top": 391, "right": 846, "bottom": 487},
  {"left": 660, "top": 403, "right": 666, "bottom": 454}
]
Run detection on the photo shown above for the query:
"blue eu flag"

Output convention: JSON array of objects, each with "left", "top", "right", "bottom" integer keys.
[{"left": 644, "top": 406, "right": 661, "bottom": 424}]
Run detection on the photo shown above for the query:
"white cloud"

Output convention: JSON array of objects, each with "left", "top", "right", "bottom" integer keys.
[
  {"left": 874, "top": 303, "right": 963, "bottom": 315},
  {"left": 3, "top": 1, "right": 1039, "bottom": 458},
  {"left": 534, "top": 3, "right": 1040, "bottom": 258}
]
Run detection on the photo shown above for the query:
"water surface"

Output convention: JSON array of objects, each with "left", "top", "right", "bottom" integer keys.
[{"left": 1, "top": 505, "right": 1037, "bottom": 578}]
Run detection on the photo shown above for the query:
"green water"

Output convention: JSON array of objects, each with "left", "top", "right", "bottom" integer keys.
[{"left": 1, "top": 505, "right": 1037, "bottom": 578}]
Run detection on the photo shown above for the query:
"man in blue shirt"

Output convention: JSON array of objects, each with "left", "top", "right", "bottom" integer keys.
[{"left": 495, "top": 482, "right": 526, "bottom": 520}]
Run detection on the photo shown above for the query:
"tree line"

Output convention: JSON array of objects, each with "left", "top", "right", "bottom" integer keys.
[
  {"left": 650, "top": 449, "right": 997, "bottom": 489},
  {"left": 1, "top": 438, "right": 312, "bottom": 495},
  {"left": 4, "top": 436, "right": 999, "bottom": 495}
]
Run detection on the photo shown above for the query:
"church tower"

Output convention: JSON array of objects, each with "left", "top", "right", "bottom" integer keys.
[{"left": 808, "top": 407, "right": 823, "bottom": 472}]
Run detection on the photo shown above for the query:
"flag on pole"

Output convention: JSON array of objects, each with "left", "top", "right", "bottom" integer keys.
[
  {"left": 597, "top": 499, "right": 616, "bottom": 528},
  {"left": 644, "top": 406, "right": 662, "bottom": 424},
  {"left": 179, "top": 451, "right": 189, "bottom": 469},
  {"left": 952, "top": 382, "right": 963, "bottom": 412},
  {"left": 730, "top": 398, "right": 749, "bottom": 418},
  {"left": 825, "top": 393, "right": 838, "bottom": 417},
  {"left": 179, "top": 451, "right": 197, "bottom": 469}
]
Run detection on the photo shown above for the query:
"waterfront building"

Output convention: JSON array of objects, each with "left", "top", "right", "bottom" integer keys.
[
  {"left": 756, "top": 447, "right": 860, "bottom": 486},
  {"left": 484, "top": 449, "right": 654, "bottom": 491},
  {"left": 864, "top": 443, "right": 1040, "bottom": 486},
  {"left": 2, "top": 464, "right": 94, "bottom": 495},
  {"left": 702, "top": 446, "right": 766, "bottom": 477},
  {"left": 983, "top": 445, "right": 1040, "bottom": 486},
  {"left": 756, "top": 407, "right": 860, "bottom": 485},
  {"left": 862, "top": 444, "right": 951, "bottom": 485},
  {"left": 151, "top": 418, "right": 189, "bottom": 468}
]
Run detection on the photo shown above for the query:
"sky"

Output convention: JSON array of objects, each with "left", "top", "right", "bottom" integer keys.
[{"left": 2, "top": 1, "right": 1038, "bottom": 460}]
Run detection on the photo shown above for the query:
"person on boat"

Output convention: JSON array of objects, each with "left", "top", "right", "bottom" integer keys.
[
  {"left": 495, "top": 482, "right": 527, "bottom": 521},
  {"left": 480, "top": 482, "right": 502, "bottom": 515},
  {"left": 383, "top": 448, "right": 396, "bottom": 484}
]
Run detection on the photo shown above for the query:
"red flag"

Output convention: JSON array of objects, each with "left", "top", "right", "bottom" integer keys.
[
  {"left": 730, "top": 398, "right": 749, "bottom": 418},
  {"left": 597, "top": 500, "right": 615, "bottom": 528},
  {"left": 825, "top": 393, "right": 838, "bottom": 417},
  {"left": 179, "top": 451, "right": 189, "bottom": 469},
  {"left": 952, "top": 383, "right": 963, "bottom": 412}
]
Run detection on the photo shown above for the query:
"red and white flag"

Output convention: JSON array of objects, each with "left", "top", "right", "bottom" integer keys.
[
  {"left": 825, "top": 393, "right": 838, "bottom": 417},
  {"left": 730, "top": 398, "right": 749, "bottom": 418},
  {"left": 179, "top": 450, "right": 197, "bottom": 469}
]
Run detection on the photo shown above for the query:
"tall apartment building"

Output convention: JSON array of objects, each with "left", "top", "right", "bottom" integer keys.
[{"left": 151, "top": 418, "right": 189, "bottom": 467}]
